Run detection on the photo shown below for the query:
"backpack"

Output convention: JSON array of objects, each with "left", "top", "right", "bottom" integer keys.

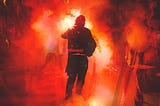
[
  {"left": 71, "top": 26, "right": 96, "bottom": 57},
  {"left": 84, "top": 37, "right": 96, "bottom": 57}
]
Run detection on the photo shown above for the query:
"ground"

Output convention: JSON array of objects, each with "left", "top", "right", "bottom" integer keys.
[{"left": 0, "top": 52, "right": 137, "bottom": 106}]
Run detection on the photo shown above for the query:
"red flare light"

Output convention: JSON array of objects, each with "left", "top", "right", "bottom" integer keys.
[{"left": 58, "top": 9, "right": 93, "bottom": 32}]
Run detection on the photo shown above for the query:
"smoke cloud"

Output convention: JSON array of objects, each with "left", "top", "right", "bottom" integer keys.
[{"left": 0, "top": 0, "right": 159, "bottom": 105}]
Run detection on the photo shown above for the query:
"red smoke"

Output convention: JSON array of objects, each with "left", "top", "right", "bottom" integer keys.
[{"left": 0, "top": 0, "right": 159, "bottom": 106}]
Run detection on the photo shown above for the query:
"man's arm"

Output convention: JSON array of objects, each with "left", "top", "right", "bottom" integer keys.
[{"left": 61, "top": 29, "right": 72, "bottom": 39}]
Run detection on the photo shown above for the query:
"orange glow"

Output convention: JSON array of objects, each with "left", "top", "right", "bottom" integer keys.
[
  {"left": 32, "top": 10, "right": 58, "bottom": 52},
  {"left": 59, "top": 15, "right": 76, "bottom": 31},
  {"left": 94, "top": 36, "right": 112, "bottom": 71},
  {"left": 2, "top": 0, "right": 154, "bottom": 106},
  {"left": 126, "top": 19, "right": 148, "bottom": 50},
  {"left": 3, "top": 0, "right": 6, "bottom": 5},
  {"left": 89, "top": 99, "right": 101, "bottom": 106},
  {"left": 31, "top": 8, "right": 94, "bottom": 53},
  {"left": 58, "top": 9, "right": 93, "bottom": 32},
  {"left": 59, "top": 8, "right": 113, "bottom": 69},
  {"left": 58, "top": 9, "right": 81, "bottom": 32},
  {"left": 60, "top": 84, "right": 114, "bottom": 106},
  {"left": 88, "top": 85, "right": 113, "bottom": 106},
  {"left": 32, "top": 8, "right": 112, "bottom": 69}
]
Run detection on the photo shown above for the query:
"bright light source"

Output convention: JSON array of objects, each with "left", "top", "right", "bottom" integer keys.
[
  {"left": 59, "top": 15, "right": 76, "bottom": 31},
  {"left": 90, "top": 100, "right": 98, "bottom": 106},
  {"left": 70, "top": 9, "right": 81, "bottom": 17},
  {"left": 58, "top": 9, "right": 92, "bottom": 32},
  {"left": 89, "top": 98, "right": 104, "bottom": 106},
  {"left": 3, "top": 0, "right": 6, "bottom": 5}
]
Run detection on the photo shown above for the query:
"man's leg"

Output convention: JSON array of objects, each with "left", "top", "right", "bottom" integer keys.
[
  {"left": 65, "top": 73, "right": 76, "bottom": 99},
  {"left": 76, "top": 67, "right": 87, "bottom": 94}
]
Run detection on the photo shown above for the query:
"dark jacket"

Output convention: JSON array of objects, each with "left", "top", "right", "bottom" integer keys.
[{"left": 62, "top": 25, "right": 95, "bottom": 56}]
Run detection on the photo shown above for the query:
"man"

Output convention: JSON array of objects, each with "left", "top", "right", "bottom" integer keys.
[{"left": 61, "top": 15, "right": 96, "bottom": 99}]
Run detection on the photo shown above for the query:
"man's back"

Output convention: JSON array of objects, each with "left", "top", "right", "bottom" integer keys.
[{"left": 62, "top": 26, "right": 96, "bottom": 56}]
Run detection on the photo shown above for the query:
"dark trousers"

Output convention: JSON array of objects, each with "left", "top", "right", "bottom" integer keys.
[{"left": 65, "top": 55, "right": 88, "bottom": 97}]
